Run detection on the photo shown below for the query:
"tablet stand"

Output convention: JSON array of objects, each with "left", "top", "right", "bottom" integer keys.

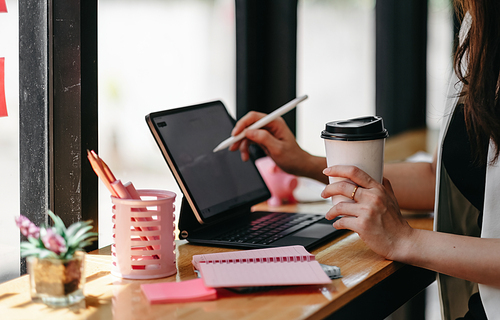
[{"left": 178, "top": 196, "right": 203, "bottom": 239}]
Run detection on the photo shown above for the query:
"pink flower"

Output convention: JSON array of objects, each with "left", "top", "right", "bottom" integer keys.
[
  {"left": 42, "top": 228, "right": 67, "bottom": 255},
  {"left": 15, "top": 215, "right": 40, "bottom": 239}
]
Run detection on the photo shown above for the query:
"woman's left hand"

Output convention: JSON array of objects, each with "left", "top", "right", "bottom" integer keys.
[{"left": 322, "top": 165, "right": 415, "bottom": 261}]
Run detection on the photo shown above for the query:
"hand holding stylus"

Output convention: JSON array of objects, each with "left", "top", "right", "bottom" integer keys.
[{"left": 213, "top": 95, "right": 308, "bottom": 152}]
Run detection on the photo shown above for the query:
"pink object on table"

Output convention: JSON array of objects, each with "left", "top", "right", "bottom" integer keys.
[
  {"left": 191, "top": 245, "right": 331, "bottom": 288},
  {"left": 255, "top": 156, "right": 297, "bottom": 207},
  {"left": 111, "top": 189, "right": 177, "bottom": 279},
  {"left": 141, "top": 278, "right": 217, "bottom": 304}
]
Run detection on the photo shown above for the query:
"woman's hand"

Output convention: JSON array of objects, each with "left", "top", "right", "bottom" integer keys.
[
  {"left": 322, "top": 165, "right": 415, "bottom": 261},
  {"left": 229, "top": 111, "right": 322, "bottom": 179},
  {"left": 322, "top": 167, "right": 500, "bottom": 287}
]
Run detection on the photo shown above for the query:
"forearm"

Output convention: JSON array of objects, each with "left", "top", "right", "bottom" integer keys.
[
  {"left": 295, "top": 155, "right": 328, "bottom": 184},
  {"left": 396, "top": 229, "right": 500, "bottom": 288},
  {"left": 383, "top": 161, "right": 436, "bottom": 211}
]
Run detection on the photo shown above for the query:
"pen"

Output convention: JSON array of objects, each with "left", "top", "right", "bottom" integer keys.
[
  {"left": 87, "top": 150, "right": 160, "bottom": 261},
  {"left": 213, "top": 94, "right": 308, "bottom": 152},
  {"left": 87, "top": 150, "right": 117, "bottom": 197}
]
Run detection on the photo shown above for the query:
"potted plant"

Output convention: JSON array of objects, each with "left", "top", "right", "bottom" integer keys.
[{"left": 16, "top": 210, "right": 97, "bottom": 307}]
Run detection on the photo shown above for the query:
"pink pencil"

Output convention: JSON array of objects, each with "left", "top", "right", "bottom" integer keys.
[{"left": 87, "top": 150, "right": 159, "bottom": 261}]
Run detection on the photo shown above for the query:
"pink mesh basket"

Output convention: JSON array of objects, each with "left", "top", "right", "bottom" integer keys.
[{"left": 111, "top": 189, "right": 177, "bottom": 279}]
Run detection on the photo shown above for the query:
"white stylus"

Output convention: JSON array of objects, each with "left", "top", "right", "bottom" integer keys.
[{"left": 213, "top": 94, "right": 308, "bottom": 153}]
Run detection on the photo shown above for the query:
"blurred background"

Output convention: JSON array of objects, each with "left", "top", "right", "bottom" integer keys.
[{"left": 0, "top": 1, "right": 453, "bottom": 317}]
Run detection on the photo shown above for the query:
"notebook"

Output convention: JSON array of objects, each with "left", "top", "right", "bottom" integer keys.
[
  {"left": 145, "top": 100, "right": 343, "bottom": 250},
  {"left": 191, "top": 246, "right": 331, "bottom": 288}
]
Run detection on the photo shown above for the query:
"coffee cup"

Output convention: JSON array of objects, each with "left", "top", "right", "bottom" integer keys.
[{"left": 321, "top": 116, "right": 388, "bottom": 205}]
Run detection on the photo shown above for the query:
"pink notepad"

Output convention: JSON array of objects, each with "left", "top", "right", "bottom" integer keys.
[
  {"left": 192, "top": 245, "right": 331, "bottom": 288},
  {"left": 141, "top": 278, "right": 217, "bottom": 304}
]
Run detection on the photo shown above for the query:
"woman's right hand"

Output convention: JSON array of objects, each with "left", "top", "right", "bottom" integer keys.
[{"left": 229, "top": 111, "right": 314, "bottom": 177}]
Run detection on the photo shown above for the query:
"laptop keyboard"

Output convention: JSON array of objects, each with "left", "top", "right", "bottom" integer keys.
[{"left": 212, "top": 212, "right": 324, "bottom": 245}]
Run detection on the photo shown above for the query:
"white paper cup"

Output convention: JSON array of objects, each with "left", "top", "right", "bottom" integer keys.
[{"left": 321, "top": 116, "right": 388, "bottom": 205}]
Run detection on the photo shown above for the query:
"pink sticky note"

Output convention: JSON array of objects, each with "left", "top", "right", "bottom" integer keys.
[
  {"left": 0, "top": 58, "right": 7, "bottom": 117},
  {"left": 0, "top": 0, "right": 7, "bottom": 13},
  {"left": 140, "top": 278, "right": 217, "bottom": 304}
]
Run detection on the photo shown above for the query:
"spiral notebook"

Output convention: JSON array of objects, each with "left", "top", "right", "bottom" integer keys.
[{"left": 191, "top": 245, "right": 332, "bottom": 288}]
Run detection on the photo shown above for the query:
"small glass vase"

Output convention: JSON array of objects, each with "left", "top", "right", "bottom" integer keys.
[{"left": 27, "top": 251, "right": 86, "bottom": 307}]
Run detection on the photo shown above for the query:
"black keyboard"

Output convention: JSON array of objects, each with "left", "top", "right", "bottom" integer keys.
[{"left": 212, "top": 212, "right": 324, "bottom": 245}]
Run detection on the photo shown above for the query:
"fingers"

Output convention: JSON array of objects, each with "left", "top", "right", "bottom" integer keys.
[
  {"left": 321, "top": 166, "right": 409, "bottom": 260},
  {"left": 229, "top": 111, "right": 276, "bottom": 159},
  {"left": 229, "top": 112, "right": 265, "bottom": 154},
  {"left": 323, "top": 179, "right": 362, "bottom": 222},
  {"left": 325, "top": 200, "right": 358, "bottom": 220},
  {"left": 245, "top": 129, "right": 276, "bottom": 152},
  {"left": 231, "top": 111, "right": 267, "bottom": 137},
  {"left": 230, "top": 113, "right": 288, "bottom": 160},
  {"left": 321, "top": 179, "right": 359, "bottom": 202},
  {"left": 382, "top": 177, "right": 394, "bottom": 193},
  {"left": 232, "top": 128, "right": 275, "bottom": 162},
  {"left": 238, "top": 139, "right": 251, "bottom": 162},
  {"left": 332, "top": 215, "right": 356, "bottom": 231},
  {"left": 323, "top": 165, "right": 377, "bottom": 188},
  {"left": 321, "top": 172, "right": 381, "bottom": 222},
  {"left": 229, "top": 111, "right": 306, "bottom": 177}
]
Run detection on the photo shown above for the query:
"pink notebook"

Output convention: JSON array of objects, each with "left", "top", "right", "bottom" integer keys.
[
  {"left": 141, "top": 278, "right": 217, "bottom": 304},
  {"left": 191, "top": 245, "right": 331, "bottom": 288}
]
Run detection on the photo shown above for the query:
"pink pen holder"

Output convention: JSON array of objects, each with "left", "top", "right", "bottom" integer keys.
[{"left": 111, "top": 189, "right": 177, "bottom": 279}]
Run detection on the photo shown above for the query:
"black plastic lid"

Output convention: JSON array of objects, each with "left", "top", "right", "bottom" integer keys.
[{"left": 321, "top": 116, "right": 389, "bottom": 141}]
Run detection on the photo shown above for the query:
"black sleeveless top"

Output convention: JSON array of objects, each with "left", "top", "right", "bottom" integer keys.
[{"left": 442, "top": 104, "right": 488, "bottom": 320}]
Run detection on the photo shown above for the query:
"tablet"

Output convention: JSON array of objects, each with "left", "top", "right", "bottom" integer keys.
[{"left": 145, "top": 100, "right": 271, "bottom": 224}]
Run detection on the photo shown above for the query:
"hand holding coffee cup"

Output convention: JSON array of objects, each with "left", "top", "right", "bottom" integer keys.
[{"left": 321, "top": 116, "right": 388, "bottom": 205}]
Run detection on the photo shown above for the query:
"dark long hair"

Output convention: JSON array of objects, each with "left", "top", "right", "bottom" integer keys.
[{"left": 454, "top": 0, "right": 500, "bottom": 164}]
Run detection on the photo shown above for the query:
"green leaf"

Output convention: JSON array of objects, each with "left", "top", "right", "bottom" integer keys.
[
  {"left": 67, "top": 228, "right": 97, "bottom": 250},
  {"left": 20, "top": 249, "right": 42, "bottom": 258},
  {"left": 67, "top": 223, "right": 92, "bottom": 240},
  {"left": 65, "top": 221, "right": 88, "bottom": 238},
  {"left": 38, "top": 249, "right": 58, "bottom": 259},
  {"left": 65, "top": 220, "right": 95, "bottom": 245},
  {"left": 78, "top": 239, "right": 97, "bottom": 249},
  {"left": 47, "top": 210, "right": 67, "bottom": 236},
  {"left": 20, "top": 242, "right": 37, "bottom": 251},
  {"left": 72, "top": 225, "right": 93, "bottom": 240},
  {"left": 20, "top": 242, "right": 58, "bottom": 259},
  {"left": 22, "top": 211, "right": 96, "bottom": 260},
  {"left": 27, "top": 235, "right": 44, "bottom": 248}
]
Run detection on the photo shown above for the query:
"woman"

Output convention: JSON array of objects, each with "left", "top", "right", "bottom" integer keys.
[{"left": 229, "top": 1, "right": 500, "bottom": 319}]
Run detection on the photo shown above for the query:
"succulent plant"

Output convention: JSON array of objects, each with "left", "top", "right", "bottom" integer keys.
[{"left": 16, "top": 210, "right": 97, "bottom": 260}]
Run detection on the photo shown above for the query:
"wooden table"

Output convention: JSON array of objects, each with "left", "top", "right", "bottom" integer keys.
[{"left": 0, "top": 201, "right": 435, "bottom": 320}]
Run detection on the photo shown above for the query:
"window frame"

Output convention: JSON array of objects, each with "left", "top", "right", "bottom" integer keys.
[{"left": 19, "top": 0, "right": 98, "bottom": 273}]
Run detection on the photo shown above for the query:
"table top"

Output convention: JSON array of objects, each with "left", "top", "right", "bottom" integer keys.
[{"left": 0, "top": 202, "right": 434, "bottom": 320}]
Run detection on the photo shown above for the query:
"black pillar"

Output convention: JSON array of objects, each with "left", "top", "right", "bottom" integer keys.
[
  {"left": 51, "top": 0, "right": 98, "bottom": 236},
  {"left": 235, "top": 0, "right": 298, "bottom": 135},
  {"left": 19, "top": 0, "right": 50, "bottom": 234},
  {"left": 376, "top": 0, "right": 428, "bottom": 136}
]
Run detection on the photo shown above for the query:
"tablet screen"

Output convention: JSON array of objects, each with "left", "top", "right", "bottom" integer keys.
[{"left": 146, "top": 101, "right": 270, "bottom": 223}]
